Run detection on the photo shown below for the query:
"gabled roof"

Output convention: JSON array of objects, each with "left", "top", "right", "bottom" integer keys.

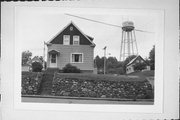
[
  {"left": 72, "top": 22, "right": 95, "bottom": 45},
  {"left": 47, "top": 21, "right": 95, "bottom": 46},
  {"left": 126, "top": 55, "right": 147, "bottom": 66},
  {"left": 46, "top": 22, "right": 71, "bottom": 44},
  {"left": 85, "top": 34, "right": 94, "bottom": 41},
  {"left": 27, "top": 56, "right": 43, "bottom": 65},
  {"left": 48, "top": 49, "right": 60, "bottom": 54}
]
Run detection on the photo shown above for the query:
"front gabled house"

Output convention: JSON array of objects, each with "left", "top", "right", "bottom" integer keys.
[
  {"left": 22, "top": 56, "right": 43, "bottom": 72},
  {"left": 126, "top": 55, "right": 150, "bottom": 74},
  {"left": 46, "top": 21, "right": 96, "bottom": 73}
]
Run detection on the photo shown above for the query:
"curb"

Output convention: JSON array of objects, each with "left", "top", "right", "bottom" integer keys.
[{"left": 22, "top": 95, "right": 154, "bottom": 102}]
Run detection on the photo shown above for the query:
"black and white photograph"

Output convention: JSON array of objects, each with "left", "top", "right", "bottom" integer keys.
[
  {"left": 17, "top": 7, "right": 158, "bottom": 105},
  {"left": 1, "top": 0, "right": 179, "bottom": 120}
]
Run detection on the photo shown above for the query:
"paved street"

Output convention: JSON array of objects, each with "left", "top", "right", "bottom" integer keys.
[{"left": 22, "top": 96, "right": 153, "bottom": 105}]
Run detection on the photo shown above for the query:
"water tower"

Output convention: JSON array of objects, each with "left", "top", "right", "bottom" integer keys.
[{"left": 120, "top": 21, "right": 138, "bottom": 61}]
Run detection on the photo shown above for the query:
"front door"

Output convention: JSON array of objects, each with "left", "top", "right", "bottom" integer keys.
[{"left": 50, "top": 53, "right": 57, "bottom": 68}]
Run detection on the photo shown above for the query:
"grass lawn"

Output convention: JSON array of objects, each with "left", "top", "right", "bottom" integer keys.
[
  {"left": 128, "top": 70, "right": 154, "bottom": 78},
  {"left": 54, "top": 72, "right": 146, "bottom": 82}
]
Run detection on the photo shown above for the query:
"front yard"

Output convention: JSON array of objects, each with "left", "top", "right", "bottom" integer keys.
[{"left": 22, "top": 72, "right": 154, "bottom": 101}]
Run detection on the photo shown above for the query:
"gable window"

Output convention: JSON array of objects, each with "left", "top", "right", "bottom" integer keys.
[
  {"left": 73, "top": 35, "right": 80, "bottom": 45},
  {"left": 63, "top": 35, "right": 70, "bottom": 45},
  {"left": 71, "top": 53, "right": 83, "bottom": 63}
]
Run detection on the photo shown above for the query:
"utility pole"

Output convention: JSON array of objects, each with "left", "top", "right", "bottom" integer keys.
[
  {"left": 103, "top": 46, "right": 107, "bottom": 74},
  {"left": 43, "top": 41, "right": 46, "bottom": 70}
]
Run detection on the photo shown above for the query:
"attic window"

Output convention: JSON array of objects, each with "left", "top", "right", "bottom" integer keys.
[
  {"left": 73, "top": 35, "right": 80, "bottom": 45},
  {"left": 70, "top": 26, "right": 73, "bottom": 31},
  {"left": 63, "top": 35, "right": 70, "bottom": 45}
]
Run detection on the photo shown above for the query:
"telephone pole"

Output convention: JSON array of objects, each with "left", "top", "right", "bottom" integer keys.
[
  {"left": 43, "top": 41, "right": 46, "bottom": 70},
  {"left": 103, "top": 46, "right": 107, "bottom": 74}
]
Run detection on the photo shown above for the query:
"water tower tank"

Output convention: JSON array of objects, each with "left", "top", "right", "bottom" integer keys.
[{"left": 122, "top": 21, "right": 134, "bottom": 31}]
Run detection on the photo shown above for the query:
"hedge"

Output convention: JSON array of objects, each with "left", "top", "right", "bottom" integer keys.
[
  {"left": 52, "top": 73, "right": 153, "bottom": 99},
  {"left": 21, "top": 72, "right": 43, "bottom": 95},
  {"left": 62, "top": 64, "right": 81, "bottom": 73}
]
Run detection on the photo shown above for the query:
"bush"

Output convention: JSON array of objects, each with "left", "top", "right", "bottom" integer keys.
[
  {"left": 133, "top": 62, "right": 147, "bottom": 71},
  {"left": 32, "top": 62, "right": 43, "bottom": 72},
  {"left": 62, "top": 64, "right": 80, "bottom": 73},
  {"left": 21, "top": 72, "right": 43, "bottom": 95}
]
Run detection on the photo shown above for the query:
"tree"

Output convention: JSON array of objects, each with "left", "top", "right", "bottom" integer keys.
[
  {"left": 149, "top": 46, "right": 155, "bottom": 70},
  {"left": 32, "top": 62, "right": 43, "bottom": 72},
  {"left": 22, "top": 50, "right": 32, "bottom": 65},
  {"left": 106, "top": 57, "right": 118, "bottom": 69},
  {"left": 133, "top": 62, "right": 147, "bottom": 71},
  {"left": 94, "top": 55, "right": 104, "bottom": 69},
  {"left": 94, "top": 55, "right": 126, "bottom": 74}
]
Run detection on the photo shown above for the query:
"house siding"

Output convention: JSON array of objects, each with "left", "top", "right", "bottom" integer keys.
[
  {"left": 47, "top": 44, "right": 94, "bottom": 71},
  {"left": 126, "top": 65, "right": 134, "bottom": 74}
]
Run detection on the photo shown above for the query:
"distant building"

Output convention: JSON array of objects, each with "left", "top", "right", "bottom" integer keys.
[
  {"left": 126, "top": 55, "right": 150, "bottom": 74},
  {"left": 22, "top": 56, "right": 43, "bottom": 72},
  {"left": 46, "top": 21, "right": 96, "bottom": 73},
  {"left": 27, "top": 56, "right": 43, "bottom": 65}
]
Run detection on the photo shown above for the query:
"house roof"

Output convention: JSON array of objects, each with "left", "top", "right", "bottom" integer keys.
[
  {"left": 47, "top": 21, "right": 95, "bottom": 46},
  {"left": 126, "top": 55, "right": 147, "bottom": 66},
  {"left": 27, "top": 56, "right": 43, "bottom": 65},
  {"left": 48, "top": 50, "right": 60, "bottom": 54},
  {"left": 85, "top": 34, "right": 94, "bottom": 41}
]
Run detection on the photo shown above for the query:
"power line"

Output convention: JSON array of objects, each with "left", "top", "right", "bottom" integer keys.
[
  {"left": 65, "top": 13, "right": 123, "bottom": 28},
  {"left": 65, "top": 13, "right": 153, "bottom": 33}
]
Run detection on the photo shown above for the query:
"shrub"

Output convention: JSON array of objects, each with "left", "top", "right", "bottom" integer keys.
[
  {"left": 62, "top": 64, "right": 80, "bottom": 73},
  {"left": 133, "top": 62, "right": 147, "bottom": 71},
  {"left": 21, "top": 72, "right": 43, "bottom": 95},
  {"left": 32, "top": 62, "right": 43, "bottom": 72}
]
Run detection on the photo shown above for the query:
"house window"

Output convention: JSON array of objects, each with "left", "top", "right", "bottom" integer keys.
[
  {"left": 71, "top": 53, "right": 83, "bottom": 63},
  {"left": 73, "top": 35, "right": 80, "bottom": 45},
  {"left": 63, "top": 35, "right": 70, "bottom": 45},
  {"left": 51, "top": 54, "right": 56, "bottom": 63}
]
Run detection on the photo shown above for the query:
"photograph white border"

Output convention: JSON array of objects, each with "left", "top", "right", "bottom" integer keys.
[{"left": 14, "top": 7, "right": 164, "bottom": 113}]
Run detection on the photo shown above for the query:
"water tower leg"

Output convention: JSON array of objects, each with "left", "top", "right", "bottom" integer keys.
[
  {"left": 127, "top": 32, "right": 131, "bottom": 57},
  {"left": 123, "top": 31, "right": 126, "bottom": 61},
  {"left": 130, "top": 31, "right": 134, "bottom": 55},
  {"left": 120, "top": 30, "right": 124, "bottom": 61}
]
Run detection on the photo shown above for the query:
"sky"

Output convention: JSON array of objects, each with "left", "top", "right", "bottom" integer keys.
[{"left": 16, "top": 7, "right": 159, "bottom": 61}]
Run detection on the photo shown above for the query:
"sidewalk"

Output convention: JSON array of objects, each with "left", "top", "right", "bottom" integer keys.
[{"left": 22, "top": 96, "right": 154, "bottom": 105}]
